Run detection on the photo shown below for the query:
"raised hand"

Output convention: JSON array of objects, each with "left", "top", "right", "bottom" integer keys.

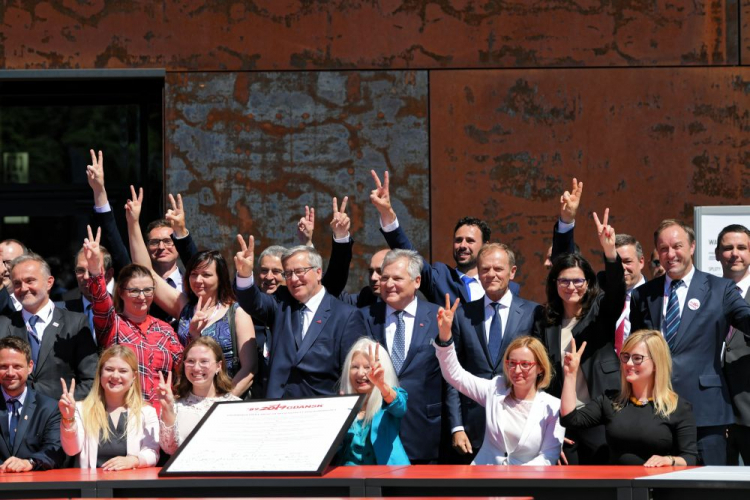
[
  {"left": 297, "top": 206, "right": 315, "bottom": 246},
  {"left": 156, "top": 371, "right": 175, "bottom": 408},
  {"left": 165, "top": 193, "right": 188, "bottom": 238},
  {"left": 58, "top": 378, "right": 76, "bottom": 421},
  {"left": 560, "top": 177, "right": 583, "bottom": 224},
  {"left": 437, "top": 293, "right": 460, "bottom": 343},
  {"left": 593, "top": 208, "right": 617, "bottom": 260},
  {"left": 563, "top": 338, "right": 587, "bottom": 376},
  {"left": 369, "top": 170, "right": 396, "bottom": 226},
  {"left": 188, "top": 295, "right": 214, "bottom": 338},
  {"left": 86, "top": 149, "right": 105, "bottom": 191},
  {"left": 83, "top": 225, "right": 104, "bottom": 276},
  {"left": 365, "top": 343, "right": 385, "bottom": 388},
  {"left": 330, "top": 196, "right": 351, "bottom": 240},
  {"left": 234, "top": 234, "right": 255, "bottom": 278},
  {"left": 124, "top": 185, "right": 144, "bottom": 224}
]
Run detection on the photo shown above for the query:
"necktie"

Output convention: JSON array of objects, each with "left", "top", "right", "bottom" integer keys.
[
  {"left": 614, "top": 298, "right": 628, "bottom": 355},
  {"left": 166, "top": 277, "right": 177, "bottom": 289},
  {"left": 299, "top": 305, "right": 308, "bottom": 340},
  {"left": 488, "top": 302, "right": 503, "bottom": 365},
  {"left": 7, "top": 399, "right": 19, "bottom": 448},
  {"left": 392, "top": 311, "right": 406, "bottom": 373},
  {"left": 664, "top": 280, "right": 683, "bottom": 349},
  {"left": 460, "top": 275, "right": 473, "bottom": 301},
  {"left": 27, "top": 315, "right": 41, "bottom": 366},
  {"left": 85, "top": 304, "right": 96, "bottom": 344}
]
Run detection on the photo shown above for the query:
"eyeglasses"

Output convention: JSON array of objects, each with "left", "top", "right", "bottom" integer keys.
[
  {"left": 184, "top": 359, "right": 215, "bottom": 368},
  {"left": 74, "top": 267, "right": 88, "bottom": 276},
  {"left": 147, "top": 238, "right": 175, "bottom": 248},
  {"left": 123, "top": 287, "right": 155, "bottom": 298},
  {"left": 619, "top": 352, "right": 651, "bottom": 365},
  {"left": 556, "top": 278, "right": 587, "bottom": 289},
  {"left": 282, "top": 267, "right": 315, "bottom": 280},
  {"left": 505, "top": 360, "right": 537, "bottom": 371},
  {"left": 259, "top": 267, "right": 284, "bottom": 277}
]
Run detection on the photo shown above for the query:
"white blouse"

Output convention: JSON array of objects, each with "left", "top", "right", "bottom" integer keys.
[{"left": 159, "top": 392, "right": 240, "bottom": 455}]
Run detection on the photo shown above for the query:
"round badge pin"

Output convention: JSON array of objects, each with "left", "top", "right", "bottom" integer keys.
[{"left": 687, "top": 298, "right": 700, "bottom": 311}]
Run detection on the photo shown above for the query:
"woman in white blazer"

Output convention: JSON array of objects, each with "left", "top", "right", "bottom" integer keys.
[
  {"left": 58, "top": 345, "right": 159, "bottom": 470},
  {"left": 434, "top": 296, "right": 565, "bottom": 465}
]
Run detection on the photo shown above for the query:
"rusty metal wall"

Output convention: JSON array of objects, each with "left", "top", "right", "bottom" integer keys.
[
  {"left": 1, "top": 1, "right": 739, "bottom": 70},
  {"left": 429, "top": 68, "right": 750, "bottom": 302},
  {"left": 743, "top": 1, "right": 750, "bottom": 65},
  {"left": 165, "top": 71, "right": 429, "bottom": 291}
]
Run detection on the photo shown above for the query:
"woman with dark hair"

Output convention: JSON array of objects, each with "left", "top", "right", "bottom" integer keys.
[
  {"left": 532, "top": 209, "right": 626, "bottom": 464},
  {"left": 125, "top": 188, "right": 257, "bottom": 398},
  {"left": 157, "top": 337, "right": 240, "bottom": 455},
  {"left": 83, "top": 226, "right": 183, "bottom": 415}
]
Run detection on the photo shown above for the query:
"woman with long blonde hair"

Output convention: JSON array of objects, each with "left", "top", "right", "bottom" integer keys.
[
  {"left": 561, "top": 330, "right": 697, "bottom": 466},
  {"left": 59, "top": 345, "right": 159, "bottom": 470}
]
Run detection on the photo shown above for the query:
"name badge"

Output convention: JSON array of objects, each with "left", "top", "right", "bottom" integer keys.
[{"left": 687, "top": 299, "right": 700, "bottom": 311}]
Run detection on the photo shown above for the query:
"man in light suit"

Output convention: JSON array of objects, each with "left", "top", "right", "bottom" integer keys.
[
  {"left": 448, "top": 243, "right": 542, "bottom": 462},
  {"left": 0, "top": 254, "right": 97, "bottom": 401},
  {"left": 234, "top": 239, "right": 363, "bottom": 399},
  {"left": 0, "top": 336, "right": 64, "bottom": 471},
  {"left": 369, "top": 171, "right": 520, "bottom": 306},
  {"left": 716, "top": 224, "right": 750, "bottom": 465},
  {"left": 359, "top": 249, "right": 453, "bottom": 463},
  {"left": 630, "top": 219, "right": 750, "bottom": 465}
]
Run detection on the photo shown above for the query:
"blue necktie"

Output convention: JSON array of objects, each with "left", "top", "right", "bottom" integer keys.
[
  {"left": 488, "top": 302, "right": 503, "bottom": 366},
  {"left": 664, "top": 280, "right": 683, "bottom": 349},
  {"left": 27, "top": 315, "right": 41, "bottom": 367},
  {"left": 392, "top": 311, "right": 406, "bottom": 373},
  {"left": 166, "top": 277, "right": 177, "bottom": 289},
  {"left": 460, "top": 275, "right": 473, "bottom": 301},
  {"left": 7, "top": 398, "right": 19, "bottom": 448}
]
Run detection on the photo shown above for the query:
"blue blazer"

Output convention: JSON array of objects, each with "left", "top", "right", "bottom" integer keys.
[
  {"left": 380, "top": 225, "right": 521, "bottom": 305},
  {"left": 235, "top": 284, "right": 364, "bottom": 399},
  {"left": 368, "top": 387, "right": 411, "bottom": 465},
  {"left": 450, "top": 295, "right": 541, "bottom": 451},
  {"left": 630, "top": 269, "right": 750, "bottom": 427},
  {"left": 359, "top": 299, "right": 455, "bottom": 462},
  {"left": 0, "top": 388, "right": 64, "bottom": 470}
]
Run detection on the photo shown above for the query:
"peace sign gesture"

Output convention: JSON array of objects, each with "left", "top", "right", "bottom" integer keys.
[
  {"left": 165, "top": 193, "right": 189, "bottom": 238},
  {"left": 560, "top": 177, "right": 583, "bottom": 224},
  {"left": 156, "top": 371, "right": 175, "bottom": 407},
  {"left": 86, "top": 149, "right": 105, "bottom": 192},
  {"left": 58, "top": 378, "right": 76, "bottom": 420},
  {"left": 593, "top": 208, "right": 617, "bottom": 261},
  {"left": 234, "top": 234, "right": 255, "bottom": 278},
  {"left": 563, "top": 338, "right": 587, "bottom": 376},
  {"left": 437, "top": 293, "right": 460, "bottom": 343},
  {"left": 188, "top": 295, "right": 214, "bottom": 338},
  {"left": 370, "top": 170, "right": 397, "bottom": 226},
  {"left": 297, "top": 206, "right": 315, "bottom": 246},
  {"left": 365, "top": 343, "right": 385, "bottom": 388},
  {"left": 83, "top": 224, "right": 103, "bottom": 276},
  {"left": 124, "top": 185, "right": 144, "bottom": 224},
  {"left": 330, "top": 196, "right": 350, "bottom": 240}
]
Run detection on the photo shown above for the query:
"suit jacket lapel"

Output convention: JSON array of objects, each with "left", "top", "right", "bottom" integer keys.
[
  {"left": 35, "top": 308, "right": 63, "bottom": 373},
  {"left": 296, "top": 294, "right": 332, "bottom": 362},
  {"left": 469, "top": 302, "right": 493, "bottom": 367},
  {"left": 450, "top": 268, "right": 470, "bottom": 303},
  {"left": 399, "top": 302, "right": 431, "bottom": 374},
  {"left": 515, "top": 392, "right": 543, "bottom": 453},
  {"left": 499, "top": 299, "right": 524, "bottom": 365},
  {"left": 0, "top": 398, "right": 11, "bottom": 453},
  {"left": 371, "top": 303, "right": 388, "bottom": 347},
  {"left": 290, "top": 302, "right": 303, "bottom": 349},
  {"left": 12, "top": 390, "right": 36, "bottom": 456},
  {"left": 674, "top": 272, "right": 709, "bottom": 350},
  {"left": 648, "top": 278, "right": 665, "bottom": 329}
]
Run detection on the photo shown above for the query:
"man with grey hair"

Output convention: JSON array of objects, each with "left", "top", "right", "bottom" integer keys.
[
  {"left": 234, "top": 239, "right": 363, "bottom": 399},
  {"left": 0, "top": 254, "right": 96, "bottom": 401},
  {"left": 359, "top": 248, "right": 455, "bottom": 463}
]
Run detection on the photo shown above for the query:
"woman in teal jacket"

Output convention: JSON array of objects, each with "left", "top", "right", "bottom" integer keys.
[{"left": 338, "top": 337, "right": 410, "bottom": 465}]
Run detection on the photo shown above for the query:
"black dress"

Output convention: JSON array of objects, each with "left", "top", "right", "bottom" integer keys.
[
  {"left": 96, "top": 412, "right": 128, "bottom": 468},
  {"left": 560, "top": 391, "right": 698, "bottom": 465}
]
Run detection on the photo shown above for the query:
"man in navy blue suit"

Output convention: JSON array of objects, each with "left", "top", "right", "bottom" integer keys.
[
  {"left": 369, "top": 171, "right": 520, "bottom": 305},
  {"left": 448, "top": 242, "right": 542, "bottom": 462},
  {"left": 234, "top": 237, "right": 363, "bottom": 399},
  {"left": 630, "top": 219, "right": 750, "bottom": 465},
  {"left": 359, "top": 249, "right": 452, "bottom": 463}
]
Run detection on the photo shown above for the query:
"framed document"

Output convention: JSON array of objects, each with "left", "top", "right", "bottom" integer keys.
[{"left": 160, "top": 394, "right": 365, "bottom": 476}]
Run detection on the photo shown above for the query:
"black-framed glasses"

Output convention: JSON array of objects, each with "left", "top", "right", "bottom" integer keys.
[
  {"left": 123, "top": 287, "right": 155, "bottom": 298},
  {"left": 282, "top": 267, "right": 315, "bottom": 280},
  {"left": 556, "top": 278, "right": 587, "bottom": 289},
  {"left": 147, "top": 238, "right": 175, "bottom": 248},
  {"left": 619, "top": 352, "right": 651, "bottom": 365}
]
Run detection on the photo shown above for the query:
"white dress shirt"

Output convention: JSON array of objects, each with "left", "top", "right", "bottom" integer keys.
[
  {"left": 21, "top": 299, "right": 55, "bottom": 344},
  {"left": 385, "top": 297, "right": 419, "bottom": 360},
  {"left": 300, "top": 287, "right": 326, "bottom": 339},
  {"left": 483, "top": 291, "right": 513, "bottom": 344},
  {"left": 620, "top": 275, "right": 646, "bottom": 342}
]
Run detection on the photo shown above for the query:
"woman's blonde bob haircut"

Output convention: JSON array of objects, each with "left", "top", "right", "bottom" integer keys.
[
  {"left": 614, "top": 329, "right": 679, "bottom": 418},
  {"left": 501, "top": 335, "right": 553, "bottom": 391}
]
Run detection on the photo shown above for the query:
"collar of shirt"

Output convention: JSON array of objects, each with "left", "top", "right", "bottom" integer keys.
[
  {"left": 456, "top": 270, "right": 486, "bottom": 301},
  {"left": 81, "top": 295, "right": 92, "bottom": 311},
  {"left": 630, "top": 275, "right": 646, "bottom": 292},
  {"left": 22, "top": 299, "right": 55, "bottom": 327},
  {"left": 664, "top": 265, "right": 695, "bottom": 294},
  {"left": 166, "top": 268, "right": 183, "bottom": 291},
  {"left": 735, "top": 273, "right": 750, "bottom": 298},
  {"left": 9, "top": 293, "right": 22, "bottom": 311},
  {"left": 302, "top": 286, "right": 326, "bottom": 316},
  {"left": 385, "top": 296, "right": 419, "bottom": 319},
  {"left": 106, "top": 278, "right": 115, "bottom": 295},
  {"left": 483, "top": 289, "right": 513, "bottom": 311},
  {"left": 1, "top": 386, "right": 27, "bottom": 407}
]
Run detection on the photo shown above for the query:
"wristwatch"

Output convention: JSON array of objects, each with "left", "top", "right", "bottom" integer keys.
[{"left": 27, "top": 458, "right": 38, "bottom": 470}]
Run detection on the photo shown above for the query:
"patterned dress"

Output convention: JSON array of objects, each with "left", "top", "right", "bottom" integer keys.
[{"left": 177, "top": 302, "right": 240, "bottom": 377}]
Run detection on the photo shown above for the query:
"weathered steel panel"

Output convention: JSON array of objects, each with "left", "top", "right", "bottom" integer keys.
[
  {"left": 165, "top": 71, "right": 429, "bottom": 291},
  {"left": 2, "top": 1, "right": 738, "bottom": 70},
  {"left": 430, "top": 68, "right": 750, "bottom": 303},
  {"left": 742, "top": 0, "right": 750, "bottom": 65}
]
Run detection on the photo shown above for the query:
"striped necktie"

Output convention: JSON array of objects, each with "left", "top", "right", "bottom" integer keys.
[{"left": 664, "top": 280, "right": 683, "bottom": 349}]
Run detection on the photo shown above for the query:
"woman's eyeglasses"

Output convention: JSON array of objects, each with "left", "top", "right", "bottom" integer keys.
[
  {"left": 123, "top": 287, "right": 155, "bottom": 298},
  {"left": 505, "top": 360, "right": 537, "bottom": 371},
  {"left": 556, "top": 278, "right": 587, "bottom": 289},
  {"left": 619, "top": 352, "right": 651, "bottom": 365}
]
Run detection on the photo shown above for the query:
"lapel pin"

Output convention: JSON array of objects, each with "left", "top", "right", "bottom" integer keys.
[
  {"left": 688, "top": 299, "right": 700, "bottom": 311},
  {"left": 316, "top": 320, "right": 322, "bottom": 324},
  {"left": 24, "top": 415, "right": 28, "bottom": 420},
  {"left": 419, "top": 323, "right": 424, "bottom": 327}
]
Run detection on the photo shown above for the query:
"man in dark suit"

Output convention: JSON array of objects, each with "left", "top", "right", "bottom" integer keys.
[
  {"left": 449, "top": 243, "right": 542, "bottom": 462},
  {"left": 359, "top": 249, "right": 453, "bottom": 463},
  {"left": 0, "top": 254, "right": 97, "bottom": 401},
  {"left": 0, "top": 336, "right": 64, "bottom": 471},
  {"left": 234, "top": 239, "right": 363, "bottom": 399},
  {"left": 630, "top": 219, "right": 750, "bottom": 465},
  {"left": 369, "top": 171, "right": 519, "bottom": 305},
  {"left": 716, "top": 224, "right": 750, "bottom": 465}
]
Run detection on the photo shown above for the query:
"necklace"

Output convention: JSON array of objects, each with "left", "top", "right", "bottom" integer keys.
[{"left": 629, "top": 396, "right": 654, "bottom": 406}]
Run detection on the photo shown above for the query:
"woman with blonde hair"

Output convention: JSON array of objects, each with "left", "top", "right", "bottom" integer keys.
[
  {"left": 337, "top": 337, "right": 409, "bottom": 465},
  {"left": 560, "top": 330, "right": 697, "bottom": 466},
  {"left": 435, "top": 296, "right": 565, "bottom": 465},
  {"left": 59, "top": 345, "right": 159, "bottom": 470}
]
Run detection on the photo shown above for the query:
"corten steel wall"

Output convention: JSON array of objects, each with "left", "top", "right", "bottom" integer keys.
[{"left": 1, "top": 0, "right": 747, "bottom": 301}]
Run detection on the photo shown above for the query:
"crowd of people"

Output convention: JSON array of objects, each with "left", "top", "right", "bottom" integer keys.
[{"left": 0, "top": 150, "right": 749, "bottom": 472}]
